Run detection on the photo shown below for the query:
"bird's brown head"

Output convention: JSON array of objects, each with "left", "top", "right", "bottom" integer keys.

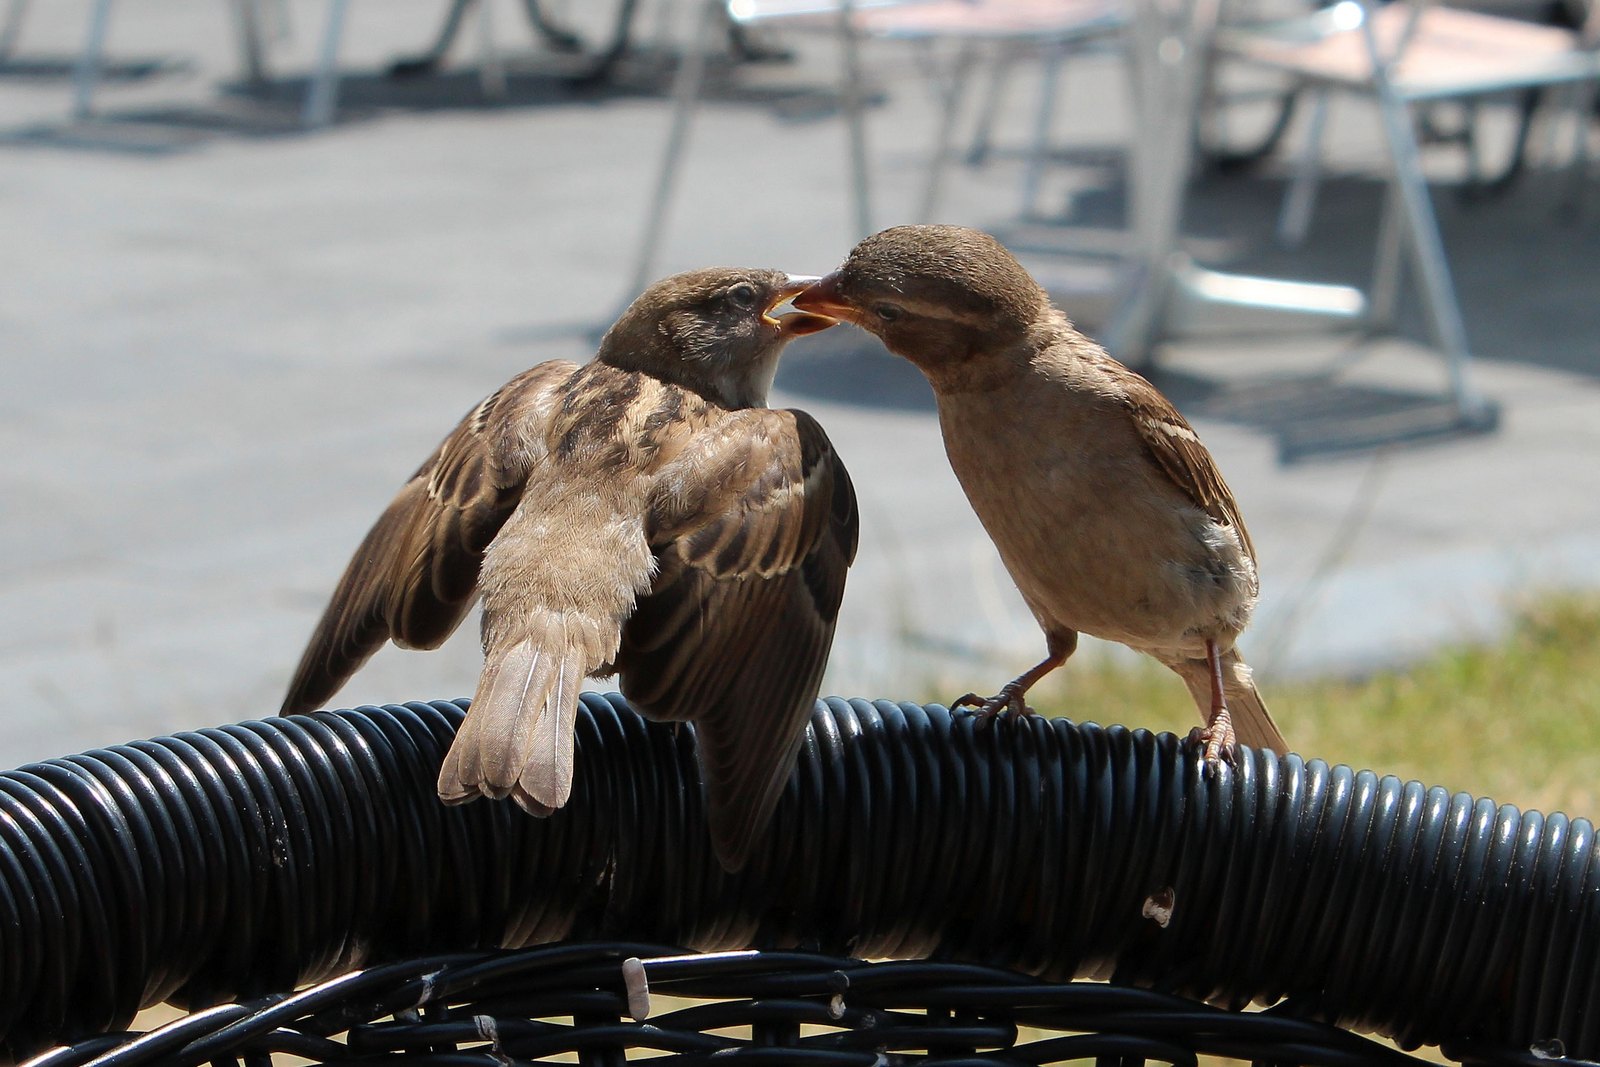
[
  {"left": 600, "top": 267, "right": 836, "bottom": 409},
  {"left": 792, "top": 225, "right": 1048, "bottom": 379}
]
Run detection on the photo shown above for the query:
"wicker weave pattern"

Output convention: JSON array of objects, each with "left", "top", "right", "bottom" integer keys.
[
  {"left": 4, "top": 697, "right": 1598, "bottom": 1065},
  {"left": 25, "top": 942, "right": 1463, "bottom": 1066}
]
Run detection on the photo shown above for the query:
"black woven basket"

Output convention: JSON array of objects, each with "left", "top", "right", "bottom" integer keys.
[{"left": 2, "top": 695, "right": 1596, "bottom": 1065}]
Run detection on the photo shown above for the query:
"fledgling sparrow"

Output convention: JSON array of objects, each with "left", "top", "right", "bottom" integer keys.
[{"left": 282, "top": 268, "right": 857, "bottom": 869}]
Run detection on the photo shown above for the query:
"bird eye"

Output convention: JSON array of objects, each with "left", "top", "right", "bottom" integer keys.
[
  {"left": 873, "top": 302, "right": 903, "bottom": 323},
  {"left": 727, "top": 283, "right": 759, "bottom": 309}
]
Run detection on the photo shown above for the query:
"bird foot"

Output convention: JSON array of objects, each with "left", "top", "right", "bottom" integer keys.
[
  {"left": 951, "top": 683, "right": 1035, "bottom": 722},
  {"left": 1187, "top": 721, "right": 1237, "bottom": 777}
]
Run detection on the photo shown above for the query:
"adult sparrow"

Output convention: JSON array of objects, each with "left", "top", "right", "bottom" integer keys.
[
  {"left": 281, "top": 268, "right": 856, "bottom": 869},
  {"left": 794, "top": 225, "right": 1283, "bottom": 764}
]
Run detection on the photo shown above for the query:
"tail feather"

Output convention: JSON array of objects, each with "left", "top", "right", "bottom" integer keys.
[
  {"left": 1171, "top": 649, "right": 1288, "bottom": 755},
  {"left": 1224, "top": 663, "right": 1286, "bottom": 754},
  {"left": 438, "top": 614, "right": 608, "bottom": 815}
]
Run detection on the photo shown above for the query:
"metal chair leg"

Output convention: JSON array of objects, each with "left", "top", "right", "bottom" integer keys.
[
  {"left": 1020, "top": 43, "right": 1066, "bottom": 218},
  {"left": 838, "top": 0, "right": 873, "bottom": 238},
  {"left": 1369, "top": 179, "right": 1404, "bottom": 332},
  {"left": 964, "top": 46, "right": 1010, "bottom": 166},
  {"left": 916, "top": 38, "right": 978, "bottom": 223},
  {"left": 1563, "top": 79, "right": 1597, "bottom": 216},
  {"left": 0, "top": 0, "right": 29, "bottom": 62},
  {"left": 1372, "top": 86, "right": 1489, "bottom": 416},
  {"left": 476, "top": 0, "right": 507, "bottom": 98},
  {"left": 1277, "top": 86, "right": 1328, "bottom": 248},
  {"left": 71, "top": 0, "right": 113, "bottom": 119},
  {"left": 1104, "top": 0, "right": 1222, "bottom": 363},
  {"left": 627, "top": 0, "right": 873, "bottom": 300},
  {"left": 1355, "top": 5, "right": 1492, "bottom": 419},
  {"left": 303, "top": 0, "right": 350, "bottom": 127},
  {"left": 520, "top": 0, "right": 584, "bottom": 53},
  {"left": 569, "top": 0, "right": 642, "bottom": 85},
  {"left": 390, "top": 0, "right": 472, "bottom": 77},
  {"left": 231, "top": 0, "right": 270, "bottom": 85}
]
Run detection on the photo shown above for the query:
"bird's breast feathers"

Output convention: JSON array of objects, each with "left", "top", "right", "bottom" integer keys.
[{"left": 935, "top": 376, "right": 1255, "bottom": 649}]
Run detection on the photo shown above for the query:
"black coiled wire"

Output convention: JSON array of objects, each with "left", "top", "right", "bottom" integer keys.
[{"left": 0, "top": 695, "right": 1596, "bottom": 1063}]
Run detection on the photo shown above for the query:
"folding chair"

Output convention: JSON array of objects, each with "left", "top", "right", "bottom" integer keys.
[
  {"left": 67, "top": 0, "right": 272, "bottom": 120},
  {"left": 847, "top": 0, "right": 1126, "bottom": 220},
  {"left": 1213, "top": 0, "right": 1600, "bottom": 418},
  {"left": 302, "top": 0, "right": 518, "bottom": 127},
  {"left": 1103, "top": 0, "right": 1371, "bottom": 387},
  {"left": 626, "top": 0, "right": 1125, "bottom": 299},
  {"left": 303, "top": 0, "right": 655, "bottom": 127},
  {"left": 64, "top": 0, "right": 609, "bottom": 128}
]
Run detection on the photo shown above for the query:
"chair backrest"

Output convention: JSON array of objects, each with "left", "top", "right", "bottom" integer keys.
[
  {"left": 1360, "top": 0, "right": 1429, "bottom": 74},
  {"left": 1220, "top": 0, "right": 1600, "bottom": 94}
]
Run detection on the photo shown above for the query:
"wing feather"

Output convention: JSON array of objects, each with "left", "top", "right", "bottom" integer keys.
[
  {"left": 1110, "top": 360, "right": 1257, "bottom": 564},
  {"left": 280, "top": 362, "right": 577, "bottom": 715},
  {"left": 617, "top": 409, "right": 858, "bottom": 871}
]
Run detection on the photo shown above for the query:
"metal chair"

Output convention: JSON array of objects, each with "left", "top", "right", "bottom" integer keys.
[
  {"left": 66, "top": 0, "right": 273, "bottom": 120},
  {"left": 62, "top": 0, "right": 606, "bottom": 129},
  {"left": 302, "top": 0, "right": 518, "bottom": 127},
  {"left": 1211, "top": 0, "right": 1600, "bottom": 417},
  {"left": 1102, "top": 1, "right": 1373, "bottom": 386},
  {"left": 1240, "top": 2, "right": 1600, "bottom": 245},
  {"left": 846, "top": 0, "right": 1126, "bottom": 220},
  {"left": 303, "top": 0, "right": 656, "bottom": 127},
  {"left": 0, "top": 0, "right": 27, "bottom": 63},
  {"left": 627, "top": 0, "right": 1125, "bottom": 299},
  {"left": 383, "top": 0, "right": 594, "bottom": 82},
  {"left": 628, "top": 0, "right": 881, "bottom": 300}
]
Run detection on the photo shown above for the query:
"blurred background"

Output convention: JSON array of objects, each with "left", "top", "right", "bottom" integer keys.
[{"left": 2, "top": 0, "right": 1598, "bottom": 811}]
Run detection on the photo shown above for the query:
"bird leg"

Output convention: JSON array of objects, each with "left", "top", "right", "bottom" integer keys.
[
  {"left": 953, "top": 631, "right": 1075, "bottom": 721},
  {"left": 1192, "top": 638, "right": 1236, "bottom": 768}
]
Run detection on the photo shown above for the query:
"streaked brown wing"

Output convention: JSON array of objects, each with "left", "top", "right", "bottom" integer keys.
[
  {"left": 617, "top": 409, "right": 858, "bottom": 871},
  {"left": 280, "top": 362, "right": 576, "bottom": 715},
  {"left": 1113, "top": 360, "right": 1257, "bottom": 564}
]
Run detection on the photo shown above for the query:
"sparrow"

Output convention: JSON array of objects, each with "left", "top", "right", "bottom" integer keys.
[
  {"left": 280, "top": 267, "right": 857, "bottom": 870},
  {"left": 793, "top": 225, "right": 1285, "bottom": 764}
]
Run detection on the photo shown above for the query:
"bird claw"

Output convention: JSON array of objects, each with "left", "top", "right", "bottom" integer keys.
[
  {"left": 951, "top": 685, "right": 1035, "bottom": 723},
  {"left": 1187, "top": 724, "right": 1237, "bottom": 777}
]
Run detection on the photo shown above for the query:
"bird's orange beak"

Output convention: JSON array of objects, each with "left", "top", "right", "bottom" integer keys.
[
  {"left": 790, "top": 272, "right": 858, "bottom": 325},
  {"left": 766, "top": 274, "right": 838, "bottom": 336}
]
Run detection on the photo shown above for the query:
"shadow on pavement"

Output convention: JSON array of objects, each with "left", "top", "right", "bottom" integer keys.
[
  {"left": 1148, "top": 363, "right": 1500, "bottom": 464},
  {"left": 0, "top": 49, "right": 863, "bottom": 156},
  {"left": 777, "top": 331, "right": 934, "bottom": 414}
]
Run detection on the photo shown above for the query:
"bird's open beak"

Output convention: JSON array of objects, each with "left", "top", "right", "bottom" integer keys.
[
  {"left": 789, "top": 272, "right": 857, "bottom": 325},
  {"left": 765, "top": 274, "right": 838, "bottom": 336}
]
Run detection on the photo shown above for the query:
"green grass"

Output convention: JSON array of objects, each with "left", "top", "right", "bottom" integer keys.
[{"left": 933, "top": 594, "right": 1600, "bottom": 820}]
